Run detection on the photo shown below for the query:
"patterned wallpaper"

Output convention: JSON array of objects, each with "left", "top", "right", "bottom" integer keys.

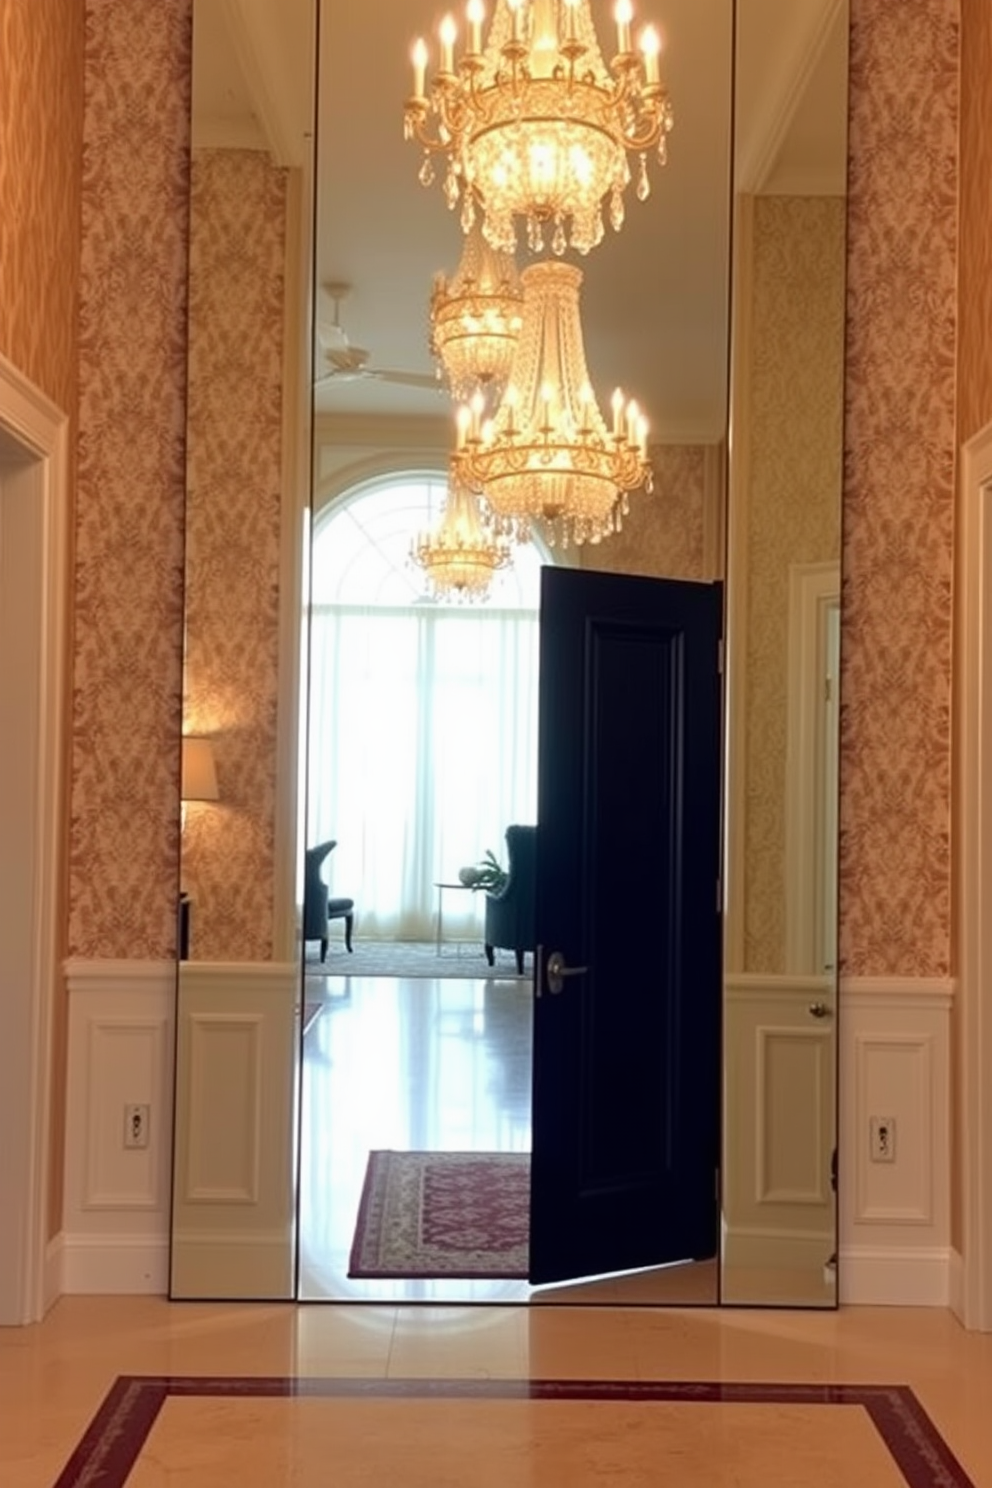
[
  {"left": 56, "top": 0, "right": 961, "bottom": 980},
  {"left": 838, "top": 0, "right": 957, "bottom": 978},
  {"left": 68, "top": 0, "right": 192, "bottom": 959},
  {"left": 743, "top": 197, "right": 845, "bottom": 974},
  {"left": 579, "top": 444, "right": 713, "bottom": 582},
  {"left": 182, "top": 148, "right": 289, "bottom": 962},
  {"left": 0, "top": 0, "right": 83, "bottom": 417},
  {"left": 956, "top": 0, "right": 992, "bottom": 448}
]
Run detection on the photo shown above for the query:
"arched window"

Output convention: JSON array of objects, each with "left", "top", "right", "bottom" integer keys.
[{"left": 307, "top": 470, "right": 547, "bottom": 943}]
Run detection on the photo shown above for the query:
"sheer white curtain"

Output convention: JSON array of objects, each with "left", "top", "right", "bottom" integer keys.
[{"left": 306, "top": 473, "right": 543, "bottom": 942}]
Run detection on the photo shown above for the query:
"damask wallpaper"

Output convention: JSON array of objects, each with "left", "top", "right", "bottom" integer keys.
[
  {"left": 182, "top": 148, "right": 289, "bottom": 962},
  {"left": 579, "top": 444, "right": 714, "bottom": 582},
  {"left": 743, "top": 196, "right": 845, "bottom": 974},
  {"left": 68, "top": 0, "right": 192, "bottom": 959},
  {"left": 0, "top": 0, "right": 83, "bottom": 417},
  {"left": 839, "top": 0, "right": 957, "bottom": 978},
  {"left": 56, "top": 0, "right": 961, "bottom": 980}
]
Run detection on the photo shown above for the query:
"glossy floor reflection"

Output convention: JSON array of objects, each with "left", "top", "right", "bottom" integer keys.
[
  {"left": 298, "top": 973, "right": 716, "bottom": 1304},
  {"left": 5, "top": 1299, "right": 992, "bottom": 1488}
]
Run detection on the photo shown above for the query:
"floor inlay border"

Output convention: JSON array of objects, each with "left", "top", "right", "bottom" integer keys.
[{"left": 51, "top": 1376, "right": 976, "bottom": 1487}]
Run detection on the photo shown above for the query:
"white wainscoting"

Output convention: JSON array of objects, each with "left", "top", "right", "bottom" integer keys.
[
  {"left": 723, "top": 974, "right": 837, "bottom": 1281},
  {"left": 61, "top": 957, "right": 299, "bottom": 1297},
  {"left": 838, "top": 976, "right": 953, "bottom": 1306},
  {"left": 62, "top": 959, "right": 177, "bottom": 1294}
]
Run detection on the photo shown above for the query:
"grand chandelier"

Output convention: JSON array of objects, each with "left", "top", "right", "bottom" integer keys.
[
  {"left": 405, "top": 0, "right": 673, "bottom": 256},
  {"left": 411, "top": 472, "right": 513, "bottom": 599},
  {"left": 430, "top": 220, "right": 524, "bottom": 401},
  {"left": 452, "top": 260, "right": 651, "bottom": 547}
]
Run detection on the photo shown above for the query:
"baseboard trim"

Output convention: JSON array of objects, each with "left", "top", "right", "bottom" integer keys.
[
  {"left": 948, "top": 1246, "right": 965, "bottom": 1322},
  {"left": 839, "top": 1245, "right": 951, "bottom": 1306},
  {"left": 62, "top": 1233, "right": 169, "bottom": 1295}
]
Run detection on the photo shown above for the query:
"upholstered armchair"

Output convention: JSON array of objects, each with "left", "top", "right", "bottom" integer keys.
[
  {"left": 303, "top": 839, "right": 355, "bottom": 961},
  {"left": 484, "top": 824, "right": 536, "bottom": 975}
]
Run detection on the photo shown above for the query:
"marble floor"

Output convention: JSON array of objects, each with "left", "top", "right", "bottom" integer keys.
[
  {"left": 298, "top": 972, "right": 717, "bottom": 1305},
  {"left": 3, "top": 1297, "right": 992, "bottom": 1486}
]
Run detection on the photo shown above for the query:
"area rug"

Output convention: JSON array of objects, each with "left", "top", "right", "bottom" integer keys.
[
  {"left": 348, "top": 1150, "right": 530, "bottom": 1279},
  {"left": 307, "top": 939, "right": 530, "bottom": 982}
]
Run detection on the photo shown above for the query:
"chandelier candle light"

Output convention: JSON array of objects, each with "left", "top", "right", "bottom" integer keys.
[
  {"left": 411, "top": 472, "right": 513, "bottom": 599},
  {"left": 405, "top": 0, "right": 673, "bottom": 256},
  {"left": 430, "top": 220, "right": 525, "bottom": 401},
  {"left": 452, "top": 260, "right": 651, "bottom": 547}
]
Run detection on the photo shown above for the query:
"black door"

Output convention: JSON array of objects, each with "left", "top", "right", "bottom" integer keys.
[{"left": 529, "top": 566, "right": 723, "bottom": 1285}]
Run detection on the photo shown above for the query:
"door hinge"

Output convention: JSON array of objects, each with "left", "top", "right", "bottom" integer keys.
[
  {"left": 825, "top": 676, "right": 834, "bottom": 703},
  {"left": 716, "top": 878, "right": 722, "bottom": 913},
  {"left": 715, "top": 1166, "right": 721, "bottom": 1202},
  {"left": 717, "top": 638, "right": 725, "bottom": 675}
]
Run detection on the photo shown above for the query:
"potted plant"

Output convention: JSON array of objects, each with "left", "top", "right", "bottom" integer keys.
[{"left": 458, "top": 848, "right": 508, "bottom": 894}]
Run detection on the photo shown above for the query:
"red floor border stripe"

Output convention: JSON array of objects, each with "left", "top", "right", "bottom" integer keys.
[{"left": 50, "top": 1376, "right": 977, "bottom": 1487}]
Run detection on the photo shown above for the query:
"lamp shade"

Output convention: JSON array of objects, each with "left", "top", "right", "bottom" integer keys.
[{"left": 181, "top": 736, "right": 219, "bottom": 802}]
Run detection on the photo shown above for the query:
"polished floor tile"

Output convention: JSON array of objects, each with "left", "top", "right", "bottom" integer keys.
[{"left": 5, "top": 1300, "right": 992, "bottom": 1487}]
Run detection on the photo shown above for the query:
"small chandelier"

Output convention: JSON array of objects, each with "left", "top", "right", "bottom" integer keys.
[
  {"left": 411, "top": 472, "right": 513, "bottom": 599},
  {"left": 452, "top": 260, "right": 651, "bottom": 547},
  {"left": 430, "top": 220, "right": 524, "bottom": 402},
  {"left": 405, "top": 0, "right": 673, "bottom": 256}
]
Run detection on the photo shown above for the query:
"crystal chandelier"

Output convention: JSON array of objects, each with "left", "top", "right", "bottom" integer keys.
[
  {"left": 405, "top": 0, "right": 673, "bottom": 256},
  {"left": 452, "top": 260, "right": 651, "bottom": 546},
  {"left": 411, "top": 472, "right": 513, "bottom": 599},
  {"left": 430, "top": 220, "right": 524, "bottom": 402}
]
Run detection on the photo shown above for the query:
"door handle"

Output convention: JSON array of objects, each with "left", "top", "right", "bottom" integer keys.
[
  {"left": 546, "top": 950, "right": 588, "bottom": 995},
  {"left": 807, "top": 1001, "right": 832, "bottom": 1019}
]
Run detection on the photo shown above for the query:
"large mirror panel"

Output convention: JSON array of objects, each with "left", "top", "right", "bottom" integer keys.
[
  {"left": 170, "top": 0, "right": 316, "bottom": 1299},
  {"left": 170, "top": 0, "right": 848, "bottom": 1307},
  {"left": 723, "top": 0, "right": 848, "bottom": 1305}
]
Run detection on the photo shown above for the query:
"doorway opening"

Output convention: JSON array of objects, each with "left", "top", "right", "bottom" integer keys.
[
  {"left": 0, "top": 357, "right": 69, "bottom": 1325},
  {"left": 299, "top": 467, "right": 544, "bottom": 1301}
]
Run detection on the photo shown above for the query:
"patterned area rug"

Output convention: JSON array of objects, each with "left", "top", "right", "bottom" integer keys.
[
  {"left": 307, "top": 939, "right": 530, "bottom": 981},
  {"left": 348, "top": 1150, "right": 530, "bottom": 1279}
]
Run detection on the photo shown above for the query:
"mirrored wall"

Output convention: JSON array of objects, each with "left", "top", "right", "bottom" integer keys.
[{"left": 171, "top": 0, "right": 848, "bottom": 1308}]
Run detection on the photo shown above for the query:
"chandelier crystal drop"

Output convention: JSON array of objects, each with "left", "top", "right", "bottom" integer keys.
[
  {"left": 452, "top": 260, "right": 651, "bottom": 547},
  {"left": 404, "top": 0, "right": 673, "bottom": 256},
  {"left": 430, "top": 220, "right": 524, "bottom": 402},
  {"left": 411, "top": 473, "right": 513, "bottom": 600}
]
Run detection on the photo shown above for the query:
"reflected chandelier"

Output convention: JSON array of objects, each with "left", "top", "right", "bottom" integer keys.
[
  {"left": 430, "top": 220, "right": 524, "bottom": 402},
  {"left": 411, "top": 472, "right": 512, "bottom": 599},
  {"left": 452, "top": 260, "right": 651, "bottom": 547},
  {"left": 405, "top": 0, "right": 673, "bottom": 256}
]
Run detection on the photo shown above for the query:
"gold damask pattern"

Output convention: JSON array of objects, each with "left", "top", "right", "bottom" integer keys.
[
  {"left": 68, "top": 0, "right": 192, "bottom": 959},
  {"left": 0, "top": 0, "right": 83, "bottom": 414},
  {"left": 956, "top": 0, "right": 992, "bottom": 447},
  {"left": 182, "top": 149, "right": 289, "bottom": 962},
  {"left": 839, "top": 0, "right": 958, "bottom": 977},
  {"left": 583, "top": 445, "right": 708, "bottom": 580},
  {"left": 744, "top": 197, "right": 844, "bottom": 974}
]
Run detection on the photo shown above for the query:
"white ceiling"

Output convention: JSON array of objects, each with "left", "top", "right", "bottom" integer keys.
[{"left": 193, "top": 0, "right": 848, "bottom": 439}]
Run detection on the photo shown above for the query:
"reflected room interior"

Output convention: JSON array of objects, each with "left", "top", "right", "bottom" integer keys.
[{"left": 171, "top": 0, "right": 848, "bottom": 1308}]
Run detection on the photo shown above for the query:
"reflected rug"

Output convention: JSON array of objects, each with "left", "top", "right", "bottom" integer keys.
[
  {"left": 348, "top": 1150, "right": 530, "bottom": 1279},
  {"left": 306, "top": 939, "right": 529, "bottom": 982}
]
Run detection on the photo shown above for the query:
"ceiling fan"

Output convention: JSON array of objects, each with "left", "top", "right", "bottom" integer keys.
[{"left": 315, "top": 282, "right": 440, "bottom": 391}]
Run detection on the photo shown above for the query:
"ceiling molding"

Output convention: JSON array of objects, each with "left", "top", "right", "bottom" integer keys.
[
  {"left": 192, "top": 117, "right": 268, "bottom": 153},
  {"left": 736, "top": 0, "right": 844, "bottom": 195}
]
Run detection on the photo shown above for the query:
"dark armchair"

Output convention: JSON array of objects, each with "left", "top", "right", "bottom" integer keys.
[
  {"left": 304, "top": 839, "right": 355, "bottom": 961},
  {"left": 484, "top": 824, "right": 536, "bottom": 975}
]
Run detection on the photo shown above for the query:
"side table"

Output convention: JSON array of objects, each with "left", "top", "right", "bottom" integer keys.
[{"left": 433, "top": 880, "right": 473, "bottom": 956}]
